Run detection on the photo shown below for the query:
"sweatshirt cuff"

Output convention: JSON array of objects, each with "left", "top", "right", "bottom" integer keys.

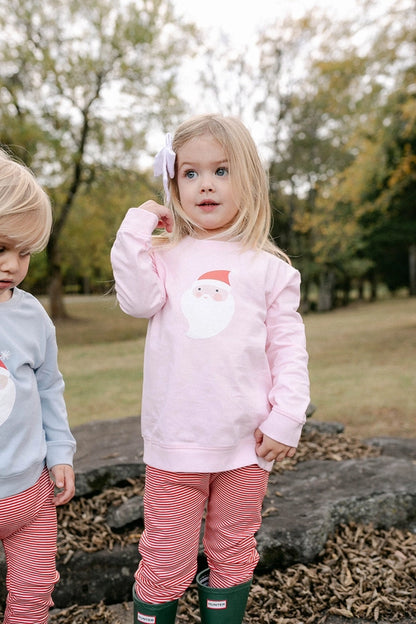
[
  {"left": 260, "top": 408, "right": 306, "bottom": 448},
  {"left": 46, "top": 441, "right": 76, "bottom": 469},
  {"left": 119, "top": 207, "right": 159, "bottom": 236}
]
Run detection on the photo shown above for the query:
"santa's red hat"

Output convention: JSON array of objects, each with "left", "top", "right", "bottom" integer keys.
[
  {"left": 0, "top": 359, "right": 9, "bottom": 376},
  {"left": 196, "top": 270, "right": 231, "bottom": 288}
]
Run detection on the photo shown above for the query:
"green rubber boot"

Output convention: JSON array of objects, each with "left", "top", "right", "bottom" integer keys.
[
  {"left": 132, "top": 585, "right": 178, "bottom": 623},
  {"left": 196, "top": 568, "right": 251, "bottom": 624}
]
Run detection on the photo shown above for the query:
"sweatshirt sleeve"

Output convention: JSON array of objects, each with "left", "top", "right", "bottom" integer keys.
[
  {"left": 110, "top": 208, "right": 166, "bottom": 318},
  {"left": 260, "top": 263, "right": 310, "bottom": 448},
  {"left": 36, "top": 326, "right": 76, "bottom": 468}
]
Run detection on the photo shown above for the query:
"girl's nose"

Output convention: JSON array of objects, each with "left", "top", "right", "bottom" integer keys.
[{"left": 200, "top": 175, "right": 214, "bottom": 192}]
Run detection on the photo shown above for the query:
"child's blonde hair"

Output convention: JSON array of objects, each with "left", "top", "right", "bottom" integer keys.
[
  {"left": 0, "top": 148, "right": 52, "bottom": 253},
  {"left": 158, "top": 113, "right": 289, "bottom": 262}
]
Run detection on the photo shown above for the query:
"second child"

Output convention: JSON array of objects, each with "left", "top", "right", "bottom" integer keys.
[{"left": 0, "top": 149, "right": 76, "bottom": 624}]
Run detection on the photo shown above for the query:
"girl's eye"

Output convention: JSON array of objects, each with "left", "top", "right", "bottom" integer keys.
[
  {"left": 185, "top": 170, "right": 197, "bottom": 180},
  {"left": 216, "top": 167, "right": 228, "bottom": 177}
]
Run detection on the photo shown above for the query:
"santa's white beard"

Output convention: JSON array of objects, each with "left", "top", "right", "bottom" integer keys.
[
  {"left": 181, "top": 289, "right": 235, "bottom": 339},
  {"left": 0, "top": 376, "right": 16, "bottom": 426}
]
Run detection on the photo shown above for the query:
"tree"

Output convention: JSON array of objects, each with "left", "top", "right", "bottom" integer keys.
[
  {"left": 319, "top": 0, "right": 416, "bottom": 297},
  {"left": 0, "top": 0, "right": 195, "bottom": 317},
  {"left": 257, "top": 10, "right": 362, "bottom": 309},
  {"left": 340, "top": 90, "right": 416, "bottom": 296},
  {"left": 60, "top": 167, "right": 159, "bottom": 294},
  {"left": 256, "top": 0, "right": 415, "bottom": 308}
]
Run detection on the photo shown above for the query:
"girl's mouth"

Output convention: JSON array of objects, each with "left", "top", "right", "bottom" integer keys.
[{"left": 198, "top": 201, "right": 219, "bottom": 212}]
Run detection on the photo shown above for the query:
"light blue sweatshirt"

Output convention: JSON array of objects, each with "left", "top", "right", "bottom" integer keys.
[{"left": 0, "top": 287, "right": 76, "bottom": 499}]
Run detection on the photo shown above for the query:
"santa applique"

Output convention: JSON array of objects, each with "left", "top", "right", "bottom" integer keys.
[
  {"left": 181, "top": 270, "right": 235, "bottom": 339},
  {"left": 0, "top": 357, "right": 16, "bottom": 427}
]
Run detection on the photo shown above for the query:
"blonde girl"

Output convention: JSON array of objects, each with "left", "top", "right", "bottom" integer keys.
[
  {"left": 111, "top": 113, "right": 310, "bottom": 624},
  {"left": 0, "top": 150, "right": 51, "bottom": 253},
  {"left": 0, "top": 149, "right": 76, "bottom": 624}
]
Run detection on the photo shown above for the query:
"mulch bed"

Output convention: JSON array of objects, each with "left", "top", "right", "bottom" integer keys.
[{"left": 2, "top": 431, "right": 416, "bottom": 623}]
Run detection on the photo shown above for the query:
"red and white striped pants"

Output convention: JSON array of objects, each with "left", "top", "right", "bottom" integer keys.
[
  {"left": 0, "top": 468, "right": 59, "bottom": 624},
  {"left": 135, "top": 464, "right": 269, "bottom": 603}
]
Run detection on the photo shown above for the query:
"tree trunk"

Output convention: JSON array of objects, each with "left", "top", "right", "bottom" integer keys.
[
  {"left": 317, "top": 269, "right": 336, "bottom": 311},
  {"left": 340, "top": 276, "right": 351, "bottom": 307},
  {"left": 409, "top": 244, "right": 416, "bottom": 297},
  {"left": 368, "top": 269, "right": 378, "bottom": 301},
  {"left": 47, "top": 236, "right": 69, "bottom": 320},
  {"left": 357, "top": 279, "right": 364, "bottom": 301},
  {"left": 49, "top": 271, "right": 69, "bottom": 320}
]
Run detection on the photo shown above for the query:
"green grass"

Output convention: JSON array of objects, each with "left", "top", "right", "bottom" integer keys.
[
  {"left": 45, "top": 295, "right": 416, "bottom": 439},
  {"left": 305, "top": 296, "right": 416, "bottom": 438},
  {"left": 58, "top": 339, "right": 145, "bottom": 426}
]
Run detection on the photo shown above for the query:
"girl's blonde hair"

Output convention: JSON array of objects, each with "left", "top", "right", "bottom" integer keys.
[
  {"left": 0, "top": 148, "right": 52, "bottom": 253},
  {"left": 157, "top": 113, "right": 289, "bottom": 262}
]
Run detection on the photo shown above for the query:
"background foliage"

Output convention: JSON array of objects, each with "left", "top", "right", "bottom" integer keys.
[{"left": 0, "top": 0, "right": 414, "bottom": 315}]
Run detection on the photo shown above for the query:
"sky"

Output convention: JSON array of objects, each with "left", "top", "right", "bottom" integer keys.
[
  {"left": 147, "top": 0, "right": 394, "bottom": 163},
  {"left": 172, "top": 0, "right": 358, "bottom": 45},
  {"left": 168, "top": 0, "right": 361, "bottom": 156}
]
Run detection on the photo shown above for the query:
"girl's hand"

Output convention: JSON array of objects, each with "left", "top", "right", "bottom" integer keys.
[
  {"left": 140, "top": 200, "right": 174, "bottom": 233},
  {"left": 50, "top": 464, "right": 75, "bottom": 506},
  {"left": 254, "top": 428, "right": 296, "bottom": 462}
]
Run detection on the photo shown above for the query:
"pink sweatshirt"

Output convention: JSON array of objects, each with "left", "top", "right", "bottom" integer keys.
[{"left": 111, "top": 208, "right": 310, "bottom": 473}]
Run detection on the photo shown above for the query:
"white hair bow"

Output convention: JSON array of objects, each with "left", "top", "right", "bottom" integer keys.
[{"left": 154, "top": 132, "right": 176, "bottom": 203}]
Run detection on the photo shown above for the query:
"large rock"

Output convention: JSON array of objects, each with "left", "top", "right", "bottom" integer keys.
[
  {"left": 72, "top": 416, "right": 354, "bottom": 498},
  {"left": 73, "top": 415, "right": 145, "bottom": 497},
  {"left": 1, "top": 417, "right": 416, "bottom": 617},
  {"left": 54, "top": 544, "right": 138, "bottom": 607},
  {"left": 365, "top": 436, "right": 416, "bottom": 460},
  {"left": 62, "top": 419, "right": 416, "bottom": 608},
  {"left": 257, "top": 456, "right": 416, "bottom": 572}
]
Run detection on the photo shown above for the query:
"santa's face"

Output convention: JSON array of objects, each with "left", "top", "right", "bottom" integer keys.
[
  {"left": 192, "top": 283, "right": 229, "bottom": 302},
  {"left": 176, "top": 134, "right": 240, "bottom": 237},
  {"left": 0, "top": 368, "right": 16, "bottom": 426},
  {"left": 181, "top": 280, "right": 235, "bottom": 339}
]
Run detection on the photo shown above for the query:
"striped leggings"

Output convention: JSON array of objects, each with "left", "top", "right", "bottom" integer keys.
[
  {"left": 135, "top": 464, "right": 269, "bottom": 603},
  {"left": 0, "top": 468, "right": 59, "bottom": 624}
]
